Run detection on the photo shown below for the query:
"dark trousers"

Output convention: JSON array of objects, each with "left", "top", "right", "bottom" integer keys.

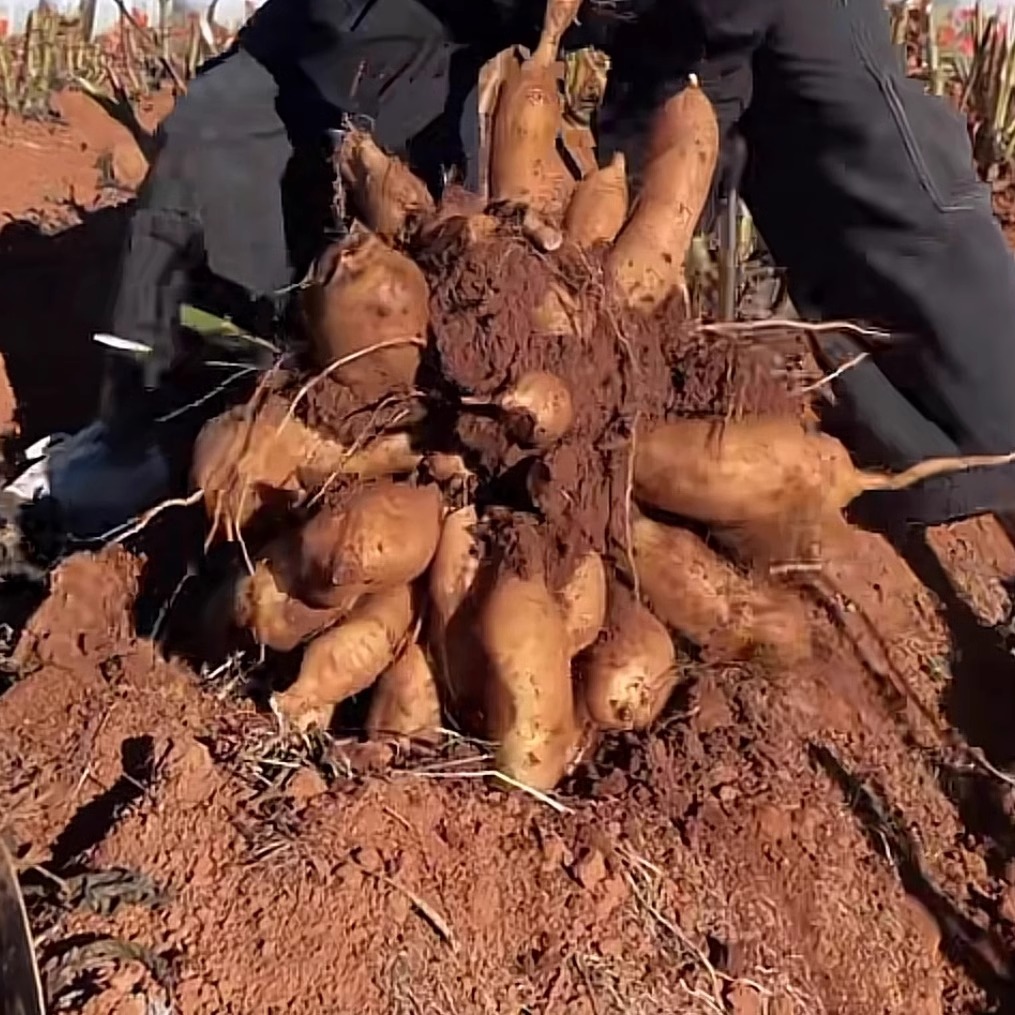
[
  {"left": 101, "top": 36, "right": 479, "bottom": 428},
  {"left": 102, "top": 48, "right": 333, "bottom": 421},
  {"left": 695, "top": 0, "right": 1015, "bottom": 526}
]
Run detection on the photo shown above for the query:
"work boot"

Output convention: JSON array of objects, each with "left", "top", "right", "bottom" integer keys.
[
  {"left": 1, "top": 420, "right": 172, "bottom": 550},
  {"left": 0, "top": 348, "right": 172, "bottom": 563}
]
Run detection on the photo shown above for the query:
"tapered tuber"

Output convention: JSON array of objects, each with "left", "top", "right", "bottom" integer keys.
[
  {"left": 337, "top": 129, "right": 435, "bottom": 242},
  {"left": 488, "top": 1, "right": 579, "bottom": 217},
  {"left": 632, "top": 516, "right": 809, "bottom": 663},
  {"left": 634, "top": 417, "right": 1015, "bottom": 528},
  {"left": 609, "top": 82, "right": 719, "bottom": 311},
  {"left": 273, "top": 585, "right": 414, "bottom": 729},
  {"left": 427, "top": 505, "right": 489, "bottom": 728},
  {"left": 192, "top": 397, "right": 422, "bottom": 540},
  {"left": 297, "top": 483, "right": 442, "bottom": 607}
]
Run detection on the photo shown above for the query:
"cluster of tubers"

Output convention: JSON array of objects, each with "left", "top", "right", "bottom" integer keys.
[{"left": 190, "top": 0, "right": 1015, "bottom": 792}]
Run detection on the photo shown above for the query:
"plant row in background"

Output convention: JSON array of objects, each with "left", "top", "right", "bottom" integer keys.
[{"left": 0, "top": 0, "right": 227, "bottom": 119}]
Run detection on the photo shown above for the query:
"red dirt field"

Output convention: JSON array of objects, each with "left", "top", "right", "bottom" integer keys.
[{"left": 6, "top": 92, "right": 1015, "bottom": 1015}]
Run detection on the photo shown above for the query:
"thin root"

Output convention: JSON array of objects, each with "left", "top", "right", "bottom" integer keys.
[
  {"left": 105, "top": 490, "right": 204, "bottom": 545},
  {"left": 694, "top": 319, "right": 895, "bottom": 344},
  {"left": 279, "top": 338, "right": 428, "bottom": 431}
]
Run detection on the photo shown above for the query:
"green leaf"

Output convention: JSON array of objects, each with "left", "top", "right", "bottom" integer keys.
[{"left": 179, "top": 303, "right": 246, "bottom": 338}]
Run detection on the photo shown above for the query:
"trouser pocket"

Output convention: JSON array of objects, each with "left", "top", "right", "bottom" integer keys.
[{"left": 845, "top": 0, "right": 986, "bottom": 213}]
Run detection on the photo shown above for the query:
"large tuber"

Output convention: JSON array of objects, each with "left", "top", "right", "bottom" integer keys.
[{"left": 301, "top": 228, "right": 428, "bottom": 399}]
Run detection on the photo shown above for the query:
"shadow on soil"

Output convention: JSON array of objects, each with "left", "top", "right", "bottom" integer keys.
[
  {"left": 0, "top": 203, "right": 129, "bottom": 449},
  {"left": 0, "top": 204, "right": 131, "bottom": 636},
  {"left": 822, "top": 395, "right": 1015, "bottom": 857},
  {"left": 48, "top": 734, "right": 155, "bottom": 873},
  {"left": 812, "top": 743, "right": 1015, "bottom": 1009}
]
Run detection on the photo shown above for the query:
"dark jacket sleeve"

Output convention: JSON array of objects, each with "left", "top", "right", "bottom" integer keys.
[
  {"left": 597, "top": 0, "right": 775, "bottom": 159},
  {"left": 684, "top": 0, "right": 776, "bottom": 52}
]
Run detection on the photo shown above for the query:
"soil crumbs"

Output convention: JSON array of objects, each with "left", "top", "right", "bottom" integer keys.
[
  {"left": 4, "top": 520, "right": 1015, "bottom": 1014},
  {"left": 7, "top": 90, "right": 1015, "bottom": 1015}
]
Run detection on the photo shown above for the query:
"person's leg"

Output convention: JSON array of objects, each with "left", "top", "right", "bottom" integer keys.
[
  {"left": 2, "top": 49, "right": 300, "bottom": 545},
  {"left": 740, "top": 0, "right": 1015, "bottom": 525},
  {"left": 106, "top": 48, "right": 296, "bottom": 418}
]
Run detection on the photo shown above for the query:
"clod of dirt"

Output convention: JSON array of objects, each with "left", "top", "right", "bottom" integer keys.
[
  {"left": 425, "top": 231, "right": 801, "bottom": 585},
  {"left": 14, "top": 547, "right": 141, "bottom": 671},
  {"left": 427, "top": 234, "right": 669, "bottom": 584},
  {"left": 107, "top": 140, "right": 148, "bottom": 191}
]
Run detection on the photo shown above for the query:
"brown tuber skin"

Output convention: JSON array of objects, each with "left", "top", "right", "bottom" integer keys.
[
  {"left": 632, "top": 515, "right": 810, "bottom": 663},
  {"left": 490, "top": 51, "right": 574, "bottom": 217},
  {"left": 192, "top": 398, "right": 423, "bottom": 541},
  {"left": 427, "top": 505, "right": 489, "bottom": 727},
  {"left": 297, "top": 483, "right": 442, "bottom": 607},
  {"left": 301, "top": 228, "right": 428, "bottom": 399},
  {"left": 555, "top": 552, "right": 607, "bottom": 656},
  {"left": 338, "top": 130, "right": 435, "bottom": 242},
  {"left": 480, "top": 571, "right": 579, "bottom": 790},
  {"left": 488, "top": 1, "right": 582, "bottom": 217},
  {"left": 609, "top": 82, "right": 720, "bottom": 312},
  {"left": 563, "top": 152, "right": 629, "bottom": 248},
  {"left": 366, "top": 643, "right": 442, "bottom": 742},
  {"left": 273, "top": 584, "right": 414, "bottom": 729},
  {"left": 234, "top": 535, "right": 358, "bottom": 652},
  {"left": 634, "top": 417, "right": 1015, "bottom": 530},
  {"left": 581, "top": 591, "right": 679, "bottom": 730}
]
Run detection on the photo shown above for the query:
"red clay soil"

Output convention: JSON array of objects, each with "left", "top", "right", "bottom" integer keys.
[
  {"left": 6, "top": 521, "right": 1015, "bottom": 1014},
  {"left": 7, "top": 91, "right": 1015, "bottom": 1015}
]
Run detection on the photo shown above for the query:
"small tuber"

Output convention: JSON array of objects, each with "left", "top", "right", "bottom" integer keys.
[
  {"left": 234, "top": 535, "right": 358, "bottom": 652},
  {"left": 563, "top": 152, "right": 629, "bottom": 249},
  {"left": 366, "top": 643, "right": 442, "bottom": 742},
  {"left": 273, "top": 584, "right": 414, "bottom": 729},
  {"left": 464, "top": 371, "right": 574, "bottom": 447},
  {"left": 581, "top": 591, "right": 679, "bottom": 730}
]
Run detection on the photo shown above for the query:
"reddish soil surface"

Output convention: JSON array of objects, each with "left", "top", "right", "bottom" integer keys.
[
  {"left": 6, "top": 91, "right": 1015, "bottom": 1015},
  {"left": 0, "top": 89, "right": 172, "bottom": 445}
]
